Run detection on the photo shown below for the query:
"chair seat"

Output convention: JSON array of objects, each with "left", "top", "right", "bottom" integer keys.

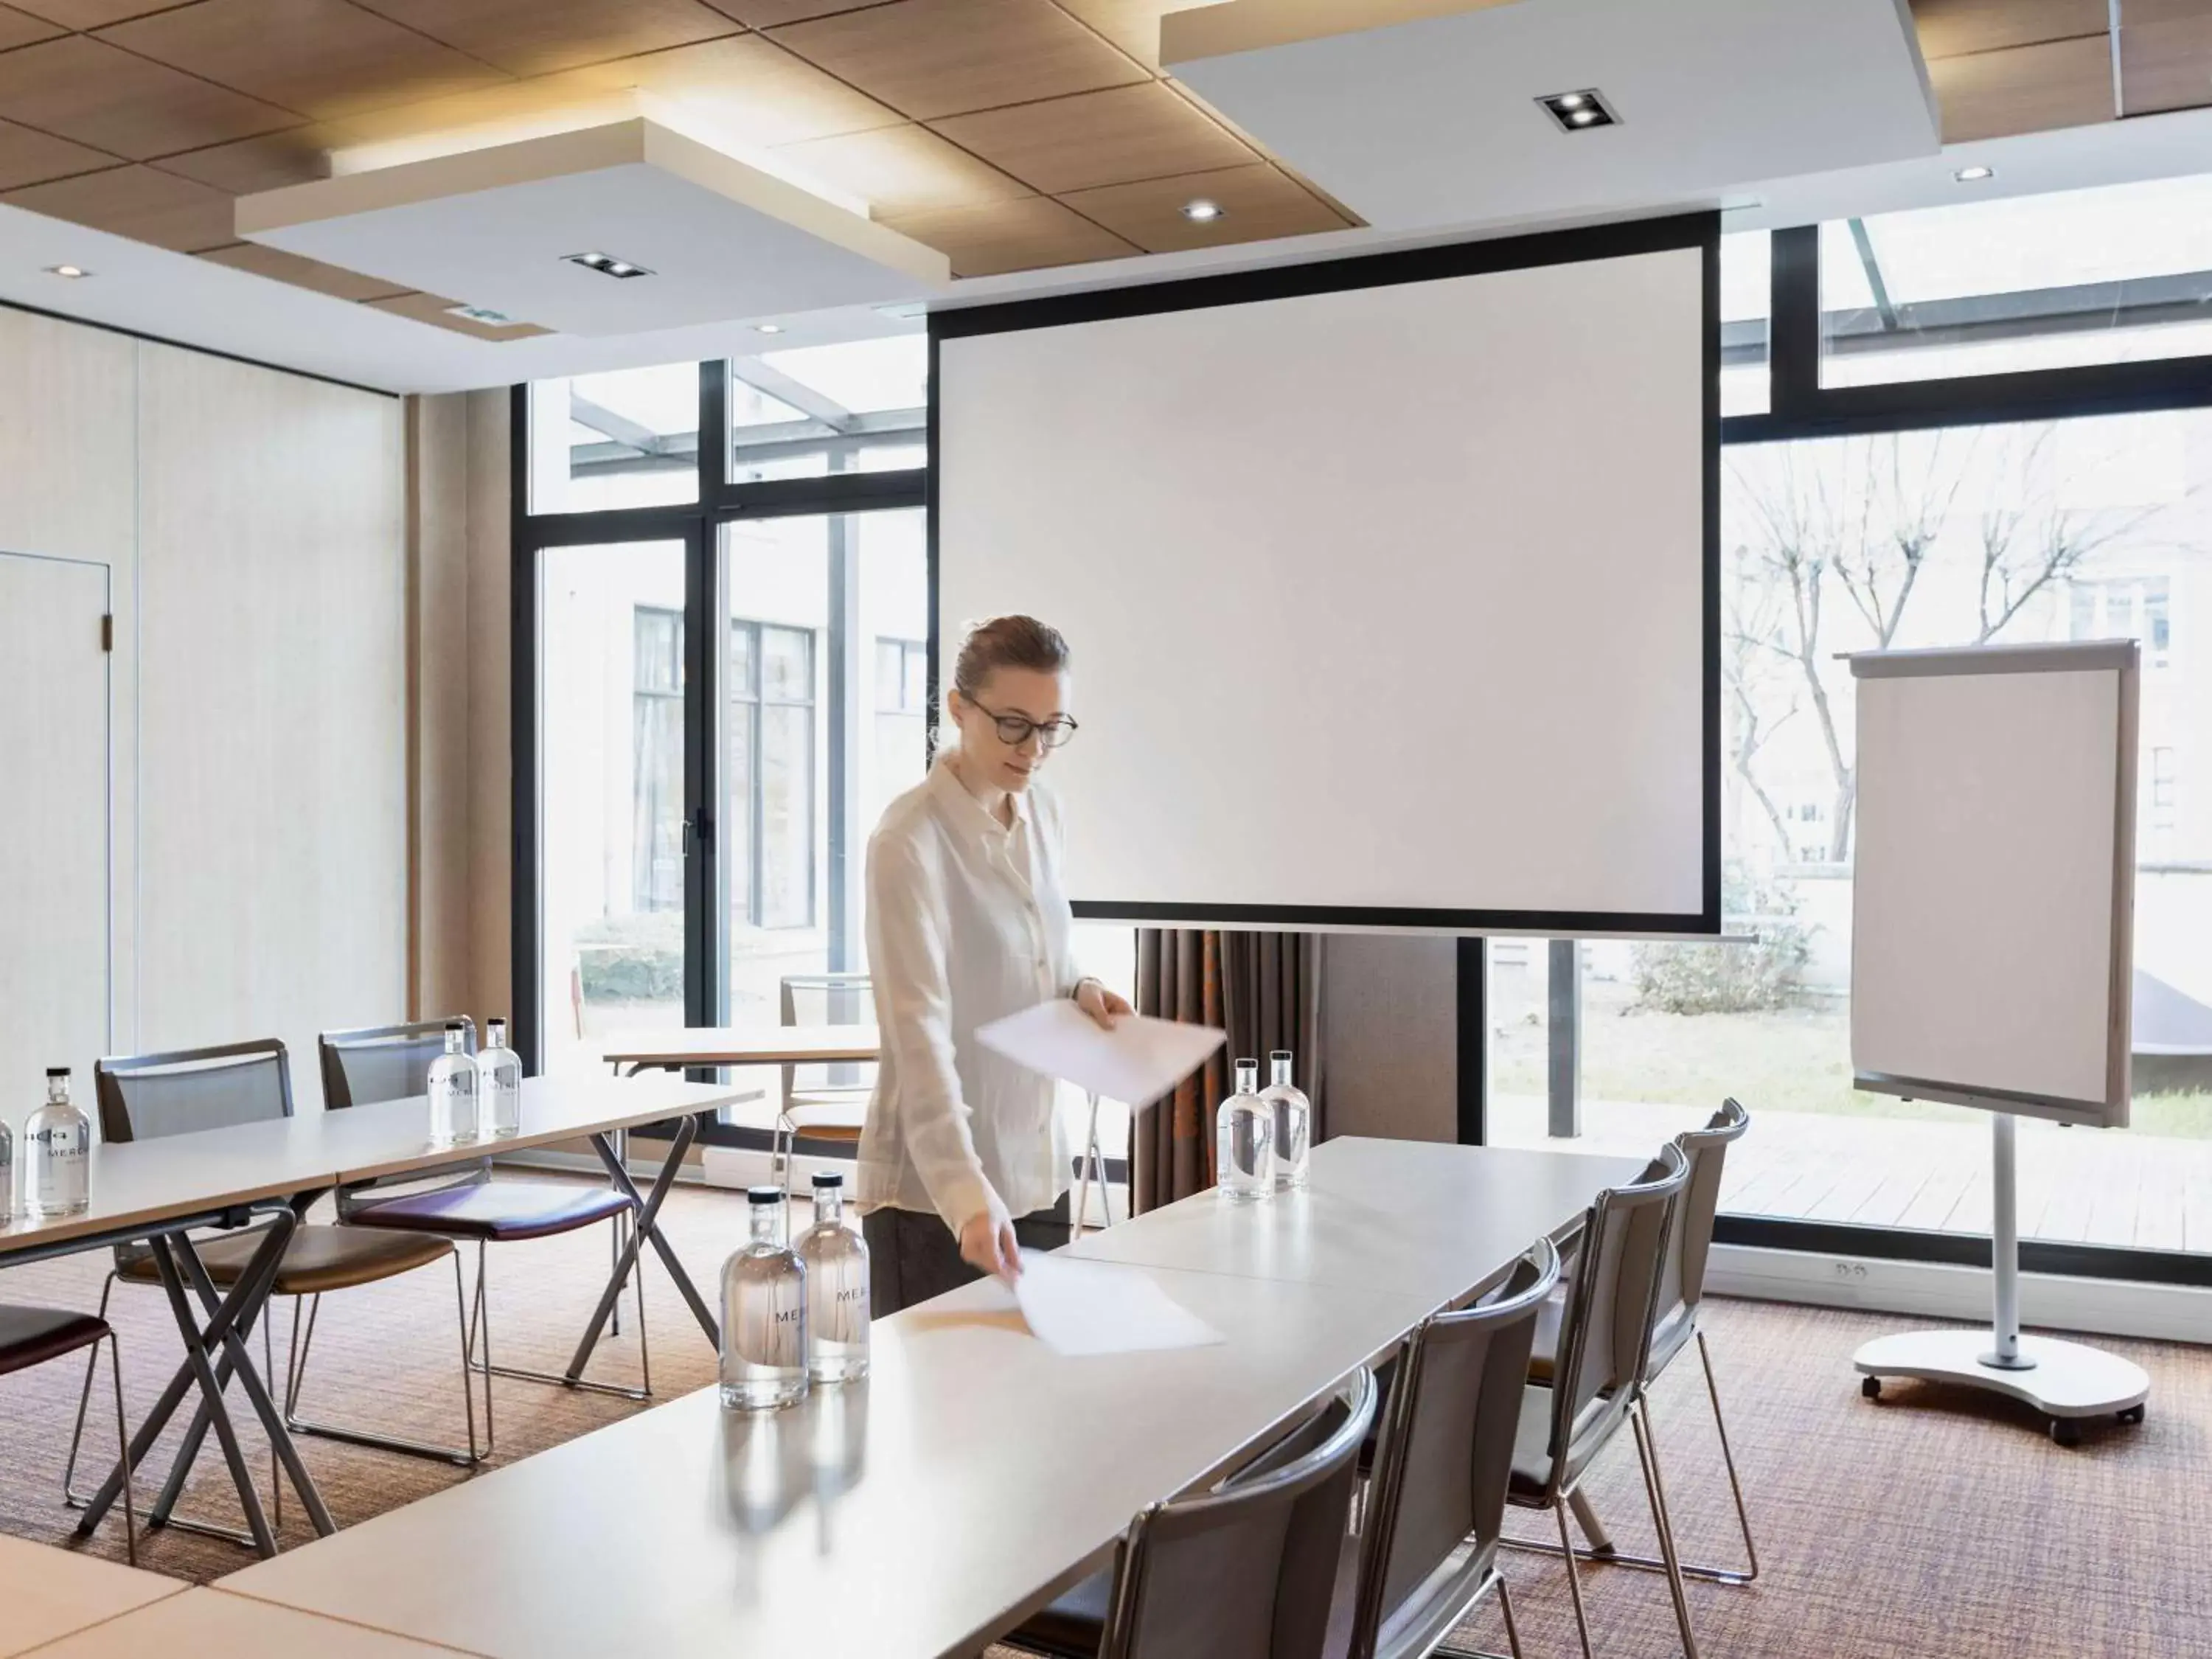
[
  {"left": 1006, "top": 1565, "right": 1112, "bottom": 1658},
  {"left": 1528, "top": 1295, "right": 1692, "bottom": 1387},
  {"left": 0, "top": 1306, "right": 110, "bottom": 1378},
  {"left": 117, "top": 1225, "right": 452, "bottom": 1297},
  {"left": 349, "top": 1180, "right": 631, "bottom": 1242},
  {"left": 1508, "top": 1382, "right": 1624, "bottom": 1501}
]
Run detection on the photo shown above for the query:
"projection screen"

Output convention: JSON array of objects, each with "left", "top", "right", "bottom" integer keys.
[{"left": 932, "top": 214, "right": 1717, "bottom": 933}]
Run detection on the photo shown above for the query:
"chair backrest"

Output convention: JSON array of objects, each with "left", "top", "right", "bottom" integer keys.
[
  {"left": 1646, "top": 1099, "right": 1752, "bottom": 1367},
  {"left": 1349, "top": 1239, "right": 1561, "bottom": 1659},
  {"left": 1543, "top": 1143, "right": 1690, "bottom": 1481},
  {"left": 781, "top": 973, "right": 876, "bottom": 1096},
  {"left": 94, "top": 1038, "right": 293, "bottom": 1144},
  {"left": 319, "top": 1018, "right": 476, "bottom": 1110},
  {"left": 1103, "top": 1368, "right": 1378, "bottom": 1659}
]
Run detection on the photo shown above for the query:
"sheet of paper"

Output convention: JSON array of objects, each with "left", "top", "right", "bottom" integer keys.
[
  {"left": 975, "top": 998, "right": 1224, "bottom": 1105},
  {"left": 1012, "top": 1250, "right": 1225, "bottom": 1357}
]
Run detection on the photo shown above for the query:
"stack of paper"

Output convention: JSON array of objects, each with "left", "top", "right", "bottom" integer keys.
[
  {"left": 975, "top": 998, "right": 1224, "bottom": 1104},
  {"left": 1012, "top": 1251, "right": 1223, "bottom": 1357}
]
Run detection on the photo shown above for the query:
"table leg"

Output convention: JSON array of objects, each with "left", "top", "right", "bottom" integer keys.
[
  {"left": 569, "top": 1117, "right": 717, "bottom": 1383},
  {"left": 74, "top": 1213, "right": 294, "bottom": 1548},
  {"left": 143, "top": 1239, "right": 278, "bottom": 1556},
  {"left": 169, "top": 1235, "right": 336, "bottom": 1538}
]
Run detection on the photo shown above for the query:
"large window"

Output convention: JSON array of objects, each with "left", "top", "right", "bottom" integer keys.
[
  {"left": 630, "top": 606, "right": 685, "bottom": 913},
  {"left": 727, "top": 619, "right": 817, "bottom": 932},
  {"left": 729, "top": 335, "right": 927, "bottom": 484}
]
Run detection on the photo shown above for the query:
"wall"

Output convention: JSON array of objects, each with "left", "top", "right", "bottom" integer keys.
[{"left": 0, "top": 304, "right": 408, "bottom": 1116}]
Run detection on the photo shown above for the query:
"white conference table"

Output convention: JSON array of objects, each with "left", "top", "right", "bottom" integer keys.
[
  {"left": 219, "top": 1137, "right": 1648, "bottom": 1657},
  {"left": 13, "top": 1588, "right": 482, "bottom": 1658},
  {"left": 0, "top": 1534, "right": 182, "bottom": 1659},
  {"left": 0, "top": 1074, "right": 748, "bottom": 1559},
  {"left": 599, "top": 1024, "right": 882, "bottom": 1075}
]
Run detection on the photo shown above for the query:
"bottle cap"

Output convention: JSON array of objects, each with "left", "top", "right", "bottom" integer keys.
[
  {"left": 444, "top": 1018, "right": 467, "bottom": 1031},
  {"left": 487, "top": 1015, "right": 506, "bottom": 1026},
  {"left": 46, "top": 1065, "right": 69, "bottom": 1077},
  {"left": 1236, "top": 1056, "right": 1257, "bottom": 1068},
  {"left": 1270, "top": 1049, "right": 1292, "bottom": 1062},
  {"left": 812, "top": 1170, "right": 844, "bottom": 1189},
  {"left": 747, "top": 1186, "right": 783, "bottom": 1205}
]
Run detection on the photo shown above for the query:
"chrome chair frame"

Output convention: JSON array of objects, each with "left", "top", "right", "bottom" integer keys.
[
  {"left": 18, "top": 1321, "right": 138, "bottom": 1565},
  {"left": 771, "top": 973, "right": 876, "bottom": 1205}
]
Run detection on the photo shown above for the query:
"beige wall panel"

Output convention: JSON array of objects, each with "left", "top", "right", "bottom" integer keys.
[
  {"left": 465, "top": 387, "right": 512, "bottom": 1029},
  {"left": 1321, "top": 933, "right": 1457, "bottom": 1142},
  {"left": 0, "top": 307, "right": 135, "bottom": 566},
  {"left": 407, "top": 392, "right": 474, "bottom": 1020},
  {"left": 136, "top": 344, "right": 406, "bottom": 1106}
]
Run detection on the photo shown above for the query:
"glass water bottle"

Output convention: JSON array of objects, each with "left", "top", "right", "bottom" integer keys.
[
  {"left": 27, "top": 1067, "right": 92, "bottom": 1218},
  {"left": 1216, "top": 1058, "right": 1274, "bottom": 1202},
  {"left": 478, "top": 1018, "right": 523, "bottom": 1139},
  {"left": 0, "top": 1110, "right": 15, "bottom": 1225},
  {"left": 1260, "top": 1051, "right": 1312, "bottom": 1191},
  {"left": 721, "top": 1187, "right": 810, "bottom": 1410},
  {"left": 425, "top": 1020, "right": 478, "bottom": 1150},
  {"left": 799, "top": 1172, "right": 870, "bottom": 1384}
]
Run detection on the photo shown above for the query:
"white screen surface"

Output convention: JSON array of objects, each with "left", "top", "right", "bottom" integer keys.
[{"left": 936, "top": 241, "right": 1711, "bottom": 927}]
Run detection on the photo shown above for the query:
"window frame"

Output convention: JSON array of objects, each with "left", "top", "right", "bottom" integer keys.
[{"left": 511, "top": 360, "right": 925, "bottom": 1144}]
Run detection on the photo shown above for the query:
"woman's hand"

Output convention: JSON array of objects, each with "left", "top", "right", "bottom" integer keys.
[
  {"left": 959, "top": 1207, "right": 1022, "bottom": 1283},
  {"left": 1075, "top": 977, "right": 1133, "bottom": 1030}
]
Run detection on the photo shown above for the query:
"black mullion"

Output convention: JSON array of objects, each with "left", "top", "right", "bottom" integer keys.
[
  {"left": 701, "top": 358, "right": 728, "bottom": 500},
  {"left": 712, "top": 470, "right": 927, "bottom": 521},
  {"left": 682, "top": 519, "right": 717, "bottom": 1038},
  {"left": 1456, "top": 938, "right": 1486, "bottom": 1145},
  {"left": 1769, "top": 223, "right": 1820, "bottom": 419},
  {"left": 509, "top": 385, "right": 540, "bottom": 1074}
]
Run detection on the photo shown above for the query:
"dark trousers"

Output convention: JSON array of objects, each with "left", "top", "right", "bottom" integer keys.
[{"left": 863, "top": 1194, "right": 1073, "bottom": 1316}]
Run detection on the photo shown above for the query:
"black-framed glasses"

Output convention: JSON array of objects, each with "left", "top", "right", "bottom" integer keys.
[{"left": 972, "top": 700, "right": 1079, "bottom": 749}]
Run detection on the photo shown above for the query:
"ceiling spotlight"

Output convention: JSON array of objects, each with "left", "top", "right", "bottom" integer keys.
[
  {"left": 1180, "top": 198, "right": 1225, "bottom": 223},
  {"left": 754, "top": 322, "right": 784, "bottom": 334},
  {"left": 1537, "top": 88, "right": 1618, "bottom": 132},
  {"left": 563, "top": 250, "right": 653, "bottom": 279},
  {"left": 1954, "top": 164, "right": 1994, "bottom": 183},
  {"left": 45, "top": 263, "right": 88, "bottom": 279}
]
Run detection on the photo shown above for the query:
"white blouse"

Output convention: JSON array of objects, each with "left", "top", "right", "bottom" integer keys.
[{"left": 857, "top": 757, "right": 1080, "bottom": 1231}]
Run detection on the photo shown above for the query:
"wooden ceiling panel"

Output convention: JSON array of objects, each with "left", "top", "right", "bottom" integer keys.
[
  {"left": 0, "top": 36, "right": 301, "bottom": 159},
  {"left": 149, "top": 126, "right": 337, "bottom": 193},
  {"left": 345, "top": 0, "right": 745, "bottom": 80},
  {"left": 0, "top": 116, "right": 115, "bottom": 191},
  {"left": 705, "top": 0, "right": 888, "bottom": 23},
  {"left": 0, "top": 4, "right": 65, "bottom": 50},
  {"left": 197, "top": 240, "right": 413, "bottom": 301},
  {"left": 3, "top": 163, "right": 237, "bottom": 251},
  {"left": 1926, "top": 34, "right": 2115, "bottom": 140},
  {"left": 772, "top": 121, "right": 1034, "bottom": 215},
  {"left": 881, "top": 192, "right": 1136, "bottom": 274},
  {"left": 1907, "top": 0, "right": 2110, "bottom": 59},
  {"left": 563, "top": 34, "right": 905, "bottom": 145},
  {"left": 771, "top": 0, "right": 1150, "bottom": 121},
  {"left": 4, "top": 0, "right": 193, "bottom": 27},
  {"left": 929, "top": 80, "right": 1253, "bottom": 194},
  {"left": 97, "top": 0, "right": 515, "bottom": 122},
  {"left": 1047, "top": 0, "right": 1179, "bottom": 66},
  {"left": 367, "top": 289, "right": 552, "bottom": 338},
  {"left": 2118, "top": 13, "right": 2212, "bottom": 115},
  {"left": 1057, "top": 160, "right": 1346, "bottom": 251}
]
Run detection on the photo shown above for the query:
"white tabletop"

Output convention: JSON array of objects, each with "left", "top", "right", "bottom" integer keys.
[
  {"left": 220, "top": 1264, "right": 1433, "bottom": 1659},
  {"left": 0, "top": 1535, "right": 184, "bottom": 1658},
  {"left": 598, "top": 1026, "right": 881, "bottom": 1068},
  {"left": 1066, "top": 1138, "right": 1652, "bottom": 1304},
  {"left": 15, "top": 1587, "right": 485, "bottom": 1658},
  {"left": 322, "top": 1075, "right": 755, "bottom": 1185}
]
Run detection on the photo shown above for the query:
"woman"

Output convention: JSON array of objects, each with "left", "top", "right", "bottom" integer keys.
[{"left": 858, "top": 614, "right": 1132, "bottom": 1314}]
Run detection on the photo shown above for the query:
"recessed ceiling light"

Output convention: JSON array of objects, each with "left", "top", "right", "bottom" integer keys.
[
  {"left": 1537, "top": 88, "right": 1618, "bottom": 132},
  {"left": 1180, "top": 198, "right": 1225, "bottom": 223},
  {"left": 754, "top": 322, "right": 784, "bottom": 334},
  {"left": 563, "top": 250, "right": 653, "bottom": 279},
  {"left": 45, "top": 263, "right": 88, "bottom": 279},
  {"left": 1954, "top": 164, "right": 1994, "bottom": 183},
  {"left": 445, "top": 302, "right": 515, "bottom": 325}
]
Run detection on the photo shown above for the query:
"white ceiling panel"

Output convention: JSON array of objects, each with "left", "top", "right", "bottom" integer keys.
[
  {"left": 1165, "top": 0, "right": 1942, "bottom": 231},
  {"left": 237, "top": 116, "right": 947, "bottom": 337}
]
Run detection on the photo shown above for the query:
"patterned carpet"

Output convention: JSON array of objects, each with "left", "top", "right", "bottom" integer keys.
[{"left": 3, "top": 1178, "right": 2208, "bottom": 1657}]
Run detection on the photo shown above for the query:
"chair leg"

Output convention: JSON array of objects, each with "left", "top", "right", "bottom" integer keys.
[
  {"left": 1631, "top": 1400, "right": 1703, "bottom": 1659},
  {"left": 1697, "top": 1330, "right": 1761, "bottom": 1583},
  {"left": 1554, "top": 1493, "right": 1596, "bottom": 1659},
  {"left": 264, "top": 1315, "right": 280, "bottom": 1532},
  {"left": 61, "top": 1273, "right": 117, "bottom": 1509},
  {"left": 468, "top": 1234, "right": 651, "bottom": 1402},
  {"left": 1496, "top": 1574, "right": 1524, "bottom": 1659},
  {"left": 283, "top": 1267, "right": 486, "bottom": 1467},
  {"left": 105, "top": 1333, "right": 137, "bottom": 1567}
]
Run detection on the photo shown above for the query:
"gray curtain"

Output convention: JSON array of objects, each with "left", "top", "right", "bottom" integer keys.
[{"left": 1131, "top": 931, "right": 1324, "bottom": 1214}]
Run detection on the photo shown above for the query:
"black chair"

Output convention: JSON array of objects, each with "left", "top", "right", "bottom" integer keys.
[
  {"left": 1503, "top": 1144, "right": 1698, "bottom": 1659},
  {"left": 6, "top": 1307, "right": 135, "bottom": 1561},
  {"left": 62, "top": 1038, "right": 476, "bottom": 1548},
  {"left": 1347, "top": 1239, "right": 1561, "bottom": 1659},
  {"left": 1010, "top": 1368, "right": 1378, "bottom": 1658},
  {"left": 319, "top": 1019, "right": 647, "bottom": 1419}
]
